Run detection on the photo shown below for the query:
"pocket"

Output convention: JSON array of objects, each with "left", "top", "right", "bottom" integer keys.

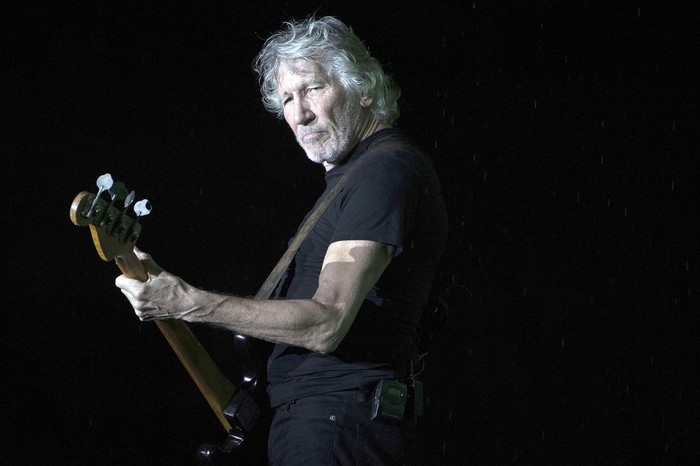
[{"left": 285, "top": 393, "right": 348, "bottom": 422}]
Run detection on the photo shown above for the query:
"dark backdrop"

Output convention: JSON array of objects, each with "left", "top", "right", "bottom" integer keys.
[{"left": 4, "top": 1, "right": 697, "bottom": 464}]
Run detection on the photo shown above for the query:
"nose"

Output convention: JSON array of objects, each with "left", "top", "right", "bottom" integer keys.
[{"left": 291, "top": 97, "right": 314, "bottom": 126}]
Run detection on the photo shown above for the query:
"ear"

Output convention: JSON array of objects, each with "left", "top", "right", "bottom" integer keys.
[{"left": 360, "top": 94, "right": 374, "bottom": 107}]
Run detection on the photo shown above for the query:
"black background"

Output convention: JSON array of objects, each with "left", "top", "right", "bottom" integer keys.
[{"left": 3, "top": 1, "right": 697, "bottom": 464}]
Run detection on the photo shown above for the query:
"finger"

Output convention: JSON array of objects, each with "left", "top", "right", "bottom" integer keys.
[
  {"left": 134, "top": 306, "right": 169, "bottom": 322},
  {"left": 115, "top": 274, "right": 144, "bottom": 294},
  {"left": 118, "top": 288, "right": 155, "bottom": 321},
  {"left": 134, "top": 309, "right": 152, "bottom": 322},
  {"left": 133, "top": 246, "right": 150, "bottom": 261},
  {"left": 132, "top": 247, "right": 164, "bottom": 276},
  {"left": 118, "top": 286, "right": 142, "bottom": 308}
]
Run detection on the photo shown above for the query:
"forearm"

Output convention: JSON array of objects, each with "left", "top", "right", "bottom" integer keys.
[
  {"left": 117, "top": 241, "right": 392, "bottom": 353},
  {"left": 183, "top": 288, "right": 343, "bottom": 353}
]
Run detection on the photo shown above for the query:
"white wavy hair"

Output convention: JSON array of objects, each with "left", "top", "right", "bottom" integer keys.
[{"left": 252, "top": 16, "right": 401, "bottom": 125}]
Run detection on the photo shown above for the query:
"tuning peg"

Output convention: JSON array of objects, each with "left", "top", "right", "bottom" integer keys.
[
  {"left": 124, "top": 190, "right": 136, "bottom": 210},
  {"left": 100, "top": 181, "right": 128, "bottom": 224},
  {"left": 87, "top": 173, "right": 114, "bottom": 217},
  {"left": 102, "top": 182, "right": 133, "bottom": 232},
  {"left": 134, "top": 199, "right": 152, "bottom": 218},
  {"left": 122, "top": 198, "right": 151, "bottom": 242},
  {"left": 108, "top": 181, "right": 129, "bottom": 202},
  {"left": 97, "top": 173, "right": 114, "bottom": 192}
]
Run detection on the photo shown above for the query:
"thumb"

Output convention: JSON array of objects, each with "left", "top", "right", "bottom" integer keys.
[{"left": 132, "top": 246, "right": 163, "bottom": 276}]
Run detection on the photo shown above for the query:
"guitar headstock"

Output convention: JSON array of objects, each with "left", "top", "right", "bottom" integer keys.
[{"left": 70, "top": 174, "right": 151, "bottom": 262}]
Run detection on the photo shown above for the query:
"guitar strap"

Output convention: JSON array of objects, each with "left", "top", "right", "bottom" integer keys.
[{"left": 253, "top": 139, "right": 406, "bottom": 300}]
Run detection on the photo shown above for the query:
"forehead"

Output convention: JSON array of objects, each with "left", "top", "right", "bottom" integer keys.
[{"left": 276, "top": 59, "right": 330, "bottom": 93}]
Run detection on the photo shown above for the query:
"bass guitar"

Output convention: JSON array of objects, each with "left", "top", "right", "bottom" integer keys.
[{"left": 70, "top": 174, "right": 259, "bottom": 461}]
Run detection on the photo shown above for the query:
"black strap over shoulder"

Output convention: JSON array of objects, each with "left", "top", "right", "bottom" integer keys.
[{"left": 254, "top": 138, "right": 415, "bottom": 301}]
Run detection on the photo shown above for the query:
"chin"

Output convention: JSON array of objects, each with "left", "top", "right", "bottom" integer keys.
[
  {"left": 301, "top": 142, "right": 344, "bottom": 165},
  {"left": 304, "top": 152, "right": 326, "bottom": 164}
]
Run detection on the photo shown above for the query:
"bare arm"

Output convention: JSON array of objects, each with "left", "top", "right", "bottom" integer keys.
[{"left": 115, "top": 240, "right": 394, "bottom": 353}]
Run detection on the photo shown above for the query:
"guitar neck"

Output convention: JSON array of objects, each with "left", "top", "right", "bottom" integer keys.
[{"left": 115, "top": 249, "right": 236, "bottom": 432}]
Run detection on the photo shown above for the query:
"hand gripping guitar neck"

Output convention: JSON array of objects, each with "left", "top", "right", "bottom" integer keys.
[{"left": 70, "top": 174, "right": 239, "bottom": 437}]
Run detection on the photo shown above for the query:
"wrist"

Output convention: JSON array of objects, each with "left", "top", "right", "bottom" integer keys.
[{"left": 178, "top": 285, "right": 212, "bottom": 322}]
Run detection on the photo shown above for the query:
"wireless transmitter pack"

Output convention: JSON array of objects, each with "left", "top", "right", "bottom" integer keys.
[{"left": 370, "top": 380, "right": 408, "bottom": 422}]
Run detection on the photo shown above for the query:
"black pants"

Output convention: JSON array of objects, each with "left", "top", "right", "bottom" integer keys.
[{"left": 268, "top": 389, "right": 415, "bottom": 465}]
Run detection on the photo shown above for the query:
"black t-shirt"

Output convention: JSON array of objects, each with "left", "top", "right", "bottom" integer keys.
[{"left": 267, "top": 128, "right": 448, "bottom": 407}]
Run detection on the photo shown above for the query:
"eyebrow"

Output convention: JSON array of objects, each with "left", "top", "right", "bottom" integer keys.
[{"left": 279, "top": 77, "right": 328, "bottom": 100}]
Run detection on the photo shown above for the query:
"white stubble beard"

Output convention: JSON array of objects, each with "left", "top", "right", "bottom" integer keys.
[{"left": 296, "top": 98, "right": 360, "bottom": 165}]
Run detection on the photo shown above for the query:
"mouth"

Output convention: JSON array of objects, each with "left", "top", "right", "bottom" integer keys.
[{"left": 299, "top": 130, "right": 324, "bottom": 144}]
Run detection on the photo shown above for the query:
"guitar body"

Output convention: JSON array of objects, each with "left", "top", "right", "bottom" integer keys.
[{"left": 70, "top": 186, "right": 237, "bottom": 433}]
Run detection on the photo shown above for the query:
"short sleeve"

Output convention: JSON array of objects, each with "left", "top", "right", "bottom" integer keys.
[{"left": 330, "top": 153, "right": 418, "bottom": 255}]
